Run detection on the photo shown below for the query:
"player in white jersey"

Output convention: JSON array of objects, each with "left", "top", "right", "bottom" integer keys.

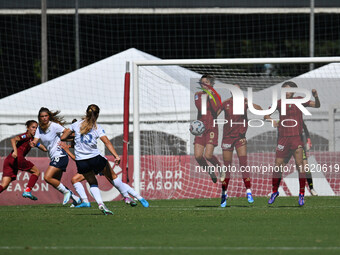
[
  {"left": 60, "top": 123, "right": 147, "bottom": 208},
  {"left": 60, "top": 104, "right": 149, "bottom": 215},
  {"left": 32, "top": 107, "right": 80, "bottom": 206}
]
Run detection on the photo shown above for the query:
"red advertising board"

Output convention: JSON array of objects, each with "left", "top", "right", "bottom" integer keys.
[{"left": 1, "top": 152, "right": 339, "bottom": 205}]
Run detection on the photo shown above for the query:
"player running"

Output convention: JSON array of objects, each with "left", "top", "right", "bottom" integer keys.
[
  {"left": 265, "top": 81, "right": 320, "bottom": 206},
  {"left": 31, "top": 107, "right": 81, "bottom": 206},
  {"left": 0, "top": 120, "right": 46, "bottom": 200},
  {"left": 59, "top": 141, "right": 149, "bottom": 208},
  {"left": 60, "top": 104, "right": 148, "bottom": 215},
  {"left": 219, "top": 85, "right": 263, "bottom": 207},
  {"left": 194, "top": 74, "right": 223, "bottom": 183}
]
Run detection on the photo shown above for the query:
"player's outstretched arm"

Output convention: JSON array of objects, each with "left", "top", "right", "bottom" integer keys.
[
  {"left": 252, "top": 103, "right": 263, "bottom": 111},
  {"left": 264, "top": 111, "right": 279, "bottom": 128},
  {"left": 60, "top": 129, "right": 72, "bottom": 141},
  {"left": 308, "top": 89, "right": 320, "bottom": 108},
  {"left": 30, "top": 137, "right": 40, "bottom": 148},
  {"left": 59, "top": 142, "right": 75, "bottom": 161},
  {"left": 37, "top": 143, "right": 48, "bottom": 152},
  {"left": 100, "top": 136, "right": 120, "bottom": 165}
]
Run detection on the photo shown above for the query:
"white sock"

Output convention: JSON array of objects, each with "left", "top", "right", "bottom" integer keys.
[
  {"left": 56, "top": 183, "right": 68, "bottom": 194},
  {"left": 73, "top": 182, "right": 89, "bottom": 203},
  {"left": 246, "top": 189, "right": 252, "bottom": 194},
  {"left": 71, "top": 192, "right": 80, "bottom": 202},
  {"left": 112, "top": 178, "right": 129, "bottom": 197},
  {"left": 124, "top": 183, "right": 142, "bottom": 200},
  {"left": 90, "top": 185, "right": 103, "bottom": 205}
]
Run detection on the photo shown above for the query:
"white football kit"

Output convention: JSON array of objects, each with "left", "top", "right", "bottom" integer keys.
[
  {"left": 35, "top": 121, "right": 66, "bottom": 159},
  {"left": 70, "top": 120, "right": 106, "bottom": 160}
]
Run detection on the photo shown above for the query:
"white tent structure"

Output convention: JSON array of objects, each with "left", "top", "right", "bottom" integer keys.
[
  {"left": 248, "top": 63, "right": 340, "bottom": 151},
  {"left": 0, "top": 48, "right": 201, "bottom": 153},
  {"left": 2, "top": 50, "right": 339, "bottom": 154}
]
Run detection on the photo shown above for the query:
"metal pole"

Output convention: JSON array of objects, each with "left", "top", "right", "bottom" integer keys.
[
  {"left": 122, "top": 62, "right": 131, "bottom": 183},
  {"left": 328, "top": 107, "right": 335, "bottom": 152},
  {"left": 41, "top": 0, "right": 48, "bottom": 82},
  {"left": 133, "top": 62, "right": 140, "bottom": 194},
  {"left": 75, "top": 0, "right": 80, "bottom": 69},
  {"left": 309, "top": 0, "right": 315, "bottom": 71}
]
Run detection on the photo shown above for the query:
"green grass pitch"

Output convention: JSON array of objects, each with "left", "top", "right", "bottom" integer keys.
[{"left": 1, "top": 197, "right": 340, "bottom": 255}]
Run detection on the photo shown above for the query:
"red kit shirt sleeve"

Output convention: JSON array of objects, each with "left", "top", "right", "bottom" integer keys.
[{"left": 277, "top": 97, "right": 309, "bottom": 137}]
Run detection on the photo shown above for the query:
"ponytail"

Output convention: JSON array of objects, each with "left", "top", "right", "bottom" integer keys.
[{"left": 80, "top": 104, "right": 100, "bottom": 135}]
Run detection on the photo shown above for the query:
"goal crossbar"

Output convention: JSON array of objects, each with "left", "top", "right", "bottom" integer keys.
[{"left": 133, "top": 57, "right": 340, "bottom": 67}]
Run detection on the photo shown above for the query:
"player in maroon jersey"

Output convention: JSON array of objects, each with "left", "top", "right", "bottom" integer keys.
[
  {"left": 265, "top": 81, "right": 320, "bottom": 206},
  {"left": 219, "top": 84, "right": 263, "bottom": 207},
  {"left": 284, "top": 121, "right": 318, "bottom": 196},
  {"left": 0, "top": 120, "right": 47, "bottom": 200},
  {"left": 194, "top": 74, "right": 222, "bottom": 183}
]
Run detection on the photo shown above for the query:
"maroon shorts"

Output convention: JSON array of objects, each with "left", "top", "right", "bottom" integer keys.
[
  {"left": 276, "top": 135, "right": 304, "bottom": 159},
  {"left": 221, "top": 136, "right": 246, "bottom": 151},
  {"left": 2, "top": 154, "right": 34, "bottom": 180},
  {"left": 194, "top": 127, "right": 218, "bottom": 147}
]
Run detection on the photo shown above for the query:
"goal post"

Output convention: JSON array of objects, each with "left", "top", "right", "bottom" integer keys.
[
  {"left": 132, "top": 57, "right": 340, "bottom": 197},
  {"left": 122, "top": 62, "right": 131, "bottom": 183}
]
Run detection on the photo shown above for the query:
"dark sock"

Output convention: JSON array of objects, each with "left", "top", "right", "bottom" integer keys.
[
  {"left": 222, "top": 160, "right": 231, "bottom": 191},
  {"left": 299, "top": 172, "right": 306, "bottom": 195},
  {"left": 26, "top": 174, "right": 39, "bottom": 191},
  {"left": 239, "top": 156, "right": 251, "bottom": 189},
  {"left": 306, "top": 172, "right": 314, "bottom": 189},
  {"left": 272, "top": 178, "right": 281, "bottom": 193},
  {"left": 208, "top": 155, "right": 222, "bottom": 168}
]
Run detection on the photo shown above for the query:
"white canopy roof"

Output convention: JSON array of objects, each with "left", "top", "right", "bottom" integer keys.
[{"left": 0, "top": 48, "right": 200, "bottom": 124}]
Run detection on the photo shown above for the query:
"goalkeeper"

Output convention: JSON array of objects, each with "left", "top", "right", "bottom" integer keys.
[{"left": 193, "top": 74, "right": 223, "bottom": 183}]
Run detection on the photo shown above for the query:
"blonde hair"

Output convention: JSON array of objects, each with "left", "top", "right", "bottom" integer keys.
[
  {"left": 38, "top": 107, "right": 65, "bottom": 132},
  {"left": 80, "top": 104, "right": 100, "bottom": 135}
]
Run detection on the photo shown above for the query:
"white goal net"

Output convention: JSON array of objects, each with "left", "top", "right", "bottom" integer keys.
[{"left": 133, "top": 57, "right": 340, "bottom": 199}]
